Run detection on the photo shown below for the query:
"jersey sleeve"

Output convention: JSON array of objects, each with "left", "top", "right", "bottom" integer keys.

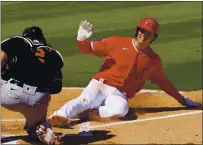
[
  {"left": 77, "top": 36, "right": 118, "bottom": 56},
  {"left": 148, "top": 55, "right": 166, "bottom": 84},
  {"left": 54, "top": 50, "right": 64, "bottom": 69},
  {"left": 1, "top": 38, "right": 18, "bottom": 61},
  {"left": 44, "top": 46, "right": 64, "bottom": 69},
  {"left": 1, "top": 36, "right": 32, "bottom": 62}
]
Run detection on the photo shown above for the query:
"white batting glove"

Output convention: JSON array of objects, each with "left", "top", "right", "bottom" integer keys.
[{"left": 77, "top": 20, "right": 93, "bottom": 41}]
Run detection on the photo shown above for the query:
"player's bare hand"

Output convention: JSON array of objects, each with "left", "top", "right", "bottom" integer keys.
[{"left": 77, "top": 20, "right": 93, "bottom": 41}]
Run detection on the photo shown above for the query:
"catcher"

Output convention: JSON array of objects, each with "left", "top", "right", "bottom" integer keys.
[
  {"left": 47, "top": 18, "right": 201, "bottom": 127},
  {"left": 1, "top": 26, "right": 63, "bottom": 144}
]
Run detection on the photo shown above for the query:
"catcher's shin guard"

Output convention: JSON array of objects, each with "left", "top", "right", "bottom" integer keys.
[{"left": 24, "top": 124, "right": 39, "bottom": 139}]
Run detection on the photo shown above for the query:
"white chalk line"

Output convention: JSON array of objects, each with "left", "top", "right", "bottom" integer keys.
[
  {"left": 2, "top": 140, "right": 17, "bottom": 144},
  {"left": 2, "top": 133, "right": 28, "bottom": 137},
  {"left": 1, "top": 118, "right": 79, "bottom": 122},
  {"left": 2, "top": 111, "right": 202, "bottom": 144},
  {"left": 0, "top": 88, "right": 194, "bottom": 143},
  {"left": 1, "top": 88, "right": 185, "bottom": 123},
  {"left": 2, "top": 111, "right": 202, "bottom": 133},
  {"left": 62, "top": 87, "right": 185, "bottom": 93},
  {"left": 90, "top": 110, "right": 202, "bottom": 129}
]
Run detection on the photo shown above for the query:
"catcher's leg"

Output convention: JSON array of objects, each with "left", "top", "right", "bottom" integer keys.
[
  {"left": 1, "top": 81, "right": 58, "bottom": 144},
  {"left": 21, "top": 94, "right": 59, "bottom": 144},
  {"left": 2, "top": 101, "right": 57, "bottom": 144},
  {"left": 22, "top": 103, "right": 49, "bottom": 126},
  {"left": 47, "top": 79, "right": 104, "bottom": 127},
  {"left": 22, "top": 104, "right": 63, "bottom": 145}
]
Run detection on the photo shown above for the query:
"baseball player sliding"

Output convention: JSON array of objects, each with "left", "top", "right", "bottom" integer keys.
[{"left": 48, "top": 18, "right": 201, "bottom": 127}]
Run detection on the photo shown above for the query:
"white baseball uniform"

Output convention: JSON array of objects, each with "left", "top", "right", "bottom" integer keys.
[{"left": 50, "top": 78, "right": 129, "bottom": 119}]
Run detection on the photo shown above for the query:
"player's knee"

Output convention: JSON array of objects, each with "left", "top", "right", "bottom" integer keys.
[{"left": 112, "top": 103, "right": 129, "bottom": 117}]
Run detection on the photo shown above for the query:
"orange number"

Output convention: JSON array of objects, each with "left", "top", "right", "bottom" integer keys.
[{"left": 35, "top": 48, "right": 45, "bottom": 63}]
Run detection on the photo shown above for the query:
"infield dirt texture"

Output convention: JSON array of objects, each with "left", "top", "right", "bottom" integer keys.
[{"left": 1, "top": 2, "right": 202, "bottom": 144}]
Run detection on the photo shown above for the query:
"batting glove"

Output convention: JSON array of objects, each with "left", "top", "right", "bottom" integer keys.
[
  {"left": 180, "top": 97, "right": 201, "bottom": 107},
  {"left": 77, "top": 20, "right": 93, "bottom": 41}
]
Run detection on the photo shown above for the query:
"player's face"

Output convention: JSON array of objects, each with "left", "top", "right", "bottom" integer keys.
[{"left": 137, "top": 28, "right": 154, "bottom": 44}]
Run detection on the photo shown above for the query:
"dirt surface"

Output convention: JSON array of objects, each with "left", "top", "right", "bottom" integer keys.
[{"left": 1, "top": 89, "right": 202, "bottom": 144}]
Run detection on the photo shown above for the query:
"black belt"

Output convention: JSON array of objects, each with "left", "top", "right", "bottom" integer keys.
[{"left": 10, "top": 80, "right": 49, "bottom": 92}]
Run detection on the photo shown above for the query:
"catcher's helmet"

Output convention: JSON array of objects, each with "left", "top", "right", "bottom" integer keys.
[
  {"left": 134, "top": 18, "right": 159, "bottom": 42},
  {"left": 23, "top": 26, "right": 48, "bottom": 45}
]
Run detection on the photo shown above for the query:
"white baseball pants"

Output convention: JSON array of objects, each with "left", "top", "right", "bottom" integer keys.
[{"left": 51, "top": 78, "right": 129, "bottom": 119}]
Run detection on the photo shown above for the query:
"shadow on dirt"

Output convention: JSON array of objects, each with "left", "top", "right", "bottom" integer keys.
[
  {"left": 120, "top": 106, "right": 202, "bottom": 121},
  {"left": 133, "top": 106, "right": 202, "bottom": 113},
  {"left": 1, "top": 130, "right": 115, "bottom": 145},
  {"left": 60, "top": 130, "right": 115, "bottom": 145},
  {"left": 73, "top": 106, "right": 203, "bottom": 122}
]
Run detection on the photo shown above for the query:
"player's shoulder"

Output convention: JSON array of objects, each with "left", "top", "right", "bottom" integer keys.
[
  {"left": 51, "top": 47, "right": 64, "bottom": 63},
  {"left": 106, "top": 36, "right": 131, "bottom": 40},
  {"left": 41, "top": 45, "right": 63, "bottom": 60},
  {"left": 45, "top": 46, "right": 64, "bottom": 67},
  {"left": 1, "top": 36, "right": 35, "bottom": 48},
  {"left": 52, "top": 48, "right": 64, "bottom": 68},
  {"left": 2, "top": 36, "right": 25, "bottom": 43},
  {"left": 37, "top": 45, "right": 64, "bottom": 68},
  {"left": 104, "top": 36, "right": 132, "bottom": 44},
  {"left": 148, "top": 47, "right": 162, "bottom": 62}
]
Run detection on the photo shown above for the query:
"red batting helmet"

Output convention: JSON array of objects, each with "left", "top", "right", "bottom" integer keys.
[{"left": 134, "top": 17, "right": 159, "bottom": 41}]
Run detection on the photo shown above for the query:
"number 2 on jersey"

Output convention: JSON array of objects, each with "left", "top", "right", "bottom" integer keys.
[{"left": 35, "top": 48, "right": 45, "bottom": 63}]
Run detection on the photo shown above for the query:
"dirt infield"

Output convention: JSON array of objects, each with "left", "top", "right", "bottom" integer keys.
[{"left": 1, "top": 89, "right": 202, "bottom": 144}]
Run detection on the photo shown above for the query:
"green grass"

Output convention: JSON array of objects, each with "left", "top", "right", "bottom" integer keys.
[{"left": 1, "top": 2, "right": 202, "bottom": 91}]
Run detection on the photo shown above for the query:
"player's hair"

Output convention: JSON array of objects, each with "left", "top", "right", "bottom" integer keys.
[{"left": 23, "top": 26, "right": 48, "bottom": 45}]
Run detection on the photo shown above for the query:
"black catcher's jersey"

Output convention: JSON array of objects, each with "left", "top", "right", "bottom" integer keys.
[{"left": 1, "top": 36, "right": 63, "bottom": 88}]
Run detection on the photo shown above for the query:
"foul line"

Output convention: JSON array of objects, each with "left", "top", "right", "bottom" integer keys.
[
  {"left": 89, "top": 110, "right": 202, "bottom": 129},
  {"left": 1, "top": 118, "right": 79, "bottom": 122},
  {"left": 1, "top": 88, "right": 185, "bottom": 123},
  {"left": 1, "top": 110, "right": 202, "bottom": 144},
  {"left": 62, "top": 87, "right": 184, "bottom": 93},
  {"left": 2, "top": 133, "right": 27, "bottom": 137},
  {"left": 2, "top": 111, "right": 201, "bottom": 128}
]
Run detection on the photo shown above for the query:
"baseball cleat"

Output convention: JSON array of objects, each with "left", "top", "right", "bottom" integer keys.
[{"left": 47, "top": 115, "right": 69, "bottom": 128}]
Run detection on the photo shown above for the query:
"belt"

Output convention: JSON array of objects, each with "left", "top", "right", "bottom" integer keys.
[
  {"left": 10, "top": 80, "right": 49, "bottom": 92},
  {"left": 94, "top": 77, "right": 129, "bottom": 98},
  {"left": 94, "top": 77, "right": 113, "bottom": 87}
]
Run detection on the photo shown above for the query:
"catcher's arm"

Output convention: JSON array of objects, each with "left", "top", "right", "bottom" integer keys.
[
  {"left": 1, "top": 50, "right": 9, "bottom": 75},
  {"left": 47, "top": 49, "right": 63, "bottom": 94},
  {"left": 1, "top": 50, "right": 8, "bottom": 68},
  {"left": 49, "top": 69, "right": 62, "bottom": 94},
  {"left": 1, "top": 37, "right": 23, "bottom": 75}
]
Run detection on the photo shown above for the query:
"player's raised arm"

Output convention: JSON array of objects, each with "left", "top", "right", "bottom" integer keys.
[{"left": 77, "top": 20, "right": 115, "bottom": 56}]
